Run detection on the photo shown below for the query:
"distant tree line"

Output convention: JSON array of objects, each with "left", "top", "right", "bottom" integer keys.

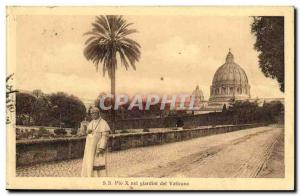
[
  {"left": 223, "top": 100, "right": 284, "bottom": 124},
  {"left": 16, "top": 90, "right": 86, "bottom": 128},
  {"left": 91, "top": 93, "right": 284, "bottom": 126},
  {"left": 91, "top": 93, "right": 189, "bottom": 122}
]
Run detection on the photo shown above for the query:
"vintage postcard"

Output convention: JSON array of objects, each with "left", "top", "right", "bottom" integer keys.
[{"left": 6, "top": 6, "right": 294, "bottom": 190}]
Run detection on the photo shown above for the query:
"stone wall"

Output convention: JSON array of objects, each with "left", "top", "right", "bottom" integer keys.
[
  {"left": 114, "top": 112, "right": 232, "bottom": 130},
  {"left": 16, "top": 124, "right": 263, "bottom": 166}
]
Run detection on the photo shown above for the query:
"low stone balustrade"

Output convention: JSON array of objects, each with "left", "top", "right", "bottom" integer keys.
[{"left": 16, "top": 123, "right": 264, "bottom": 166}]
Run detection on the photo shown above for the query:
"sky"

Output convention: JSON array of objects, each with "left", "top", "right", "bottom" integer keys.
[{"left": 16, "top": 15, "right": 284, "bottom": 102}]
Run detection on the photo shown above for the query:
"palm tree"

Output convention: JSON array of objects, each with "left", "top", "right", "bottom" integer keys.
[{"left": 84, "top": 15, "right": 141, "bottom": 133}]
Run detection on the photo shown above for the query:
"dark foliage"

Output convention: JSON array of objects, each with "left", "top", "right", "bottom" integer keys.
[
  {"left": 54, "top": 128, "right": 67, "bottom": 135},
  {"left": 32, "top": 95, "right": 51, "bottom": 126},
  {"left": 251, "top": 16, "right": 284, "bottom": 92},
  {"left": 70, "top": 128, "right": 78, "bottom": 135},
  {"left": 176, "top": 118, "right": 184, "bottom": 127},
  {"left": 37, "top": 127, "right": 50, "bottom": 138},
  {"left": 226, "top": 100, "right": 284, "bottom": 124},
  {"left": 16, "top": 92, "right": 37, "bottom": 125},
  {"left": 16, "top": 90, "right": 86, "bottom": 128},
  {"left": 49, "top": 92, "right": 86, "bottom": 128}
]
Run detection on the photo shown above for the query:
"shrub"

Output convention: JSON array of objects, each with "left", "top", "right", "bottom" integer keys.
[
  {"left": 38, "top": 127, "right": 48, "bottom": 133},
  {"left": 34, "top": 127, "right": 50, "bottom": 138},
  {"left": 176, "top": 119, "right": 184, "bottom": 127},
  {"left": 32, "top": 130, "right": 41, "bottom": 139},
  {"left": 54, "top": 128, "right": 67, "bottom": 135},
  {"left": 143, "top": 128, "right": 150, "bottom": 132},
  {"left": 70, "top": 128, "right": 78, "bottom": 135}
]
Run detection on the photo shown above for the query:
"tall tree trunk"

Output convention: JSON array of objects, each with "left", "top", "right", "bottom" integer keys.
[{"left": 110, "top": 60, "right": 116, "bottom": 134}]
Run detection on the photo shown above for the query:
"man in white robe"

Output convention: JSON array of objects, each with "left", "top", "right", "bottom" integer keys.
[{"left": 81, "top": 107, "right": 110, "bottom": 177}]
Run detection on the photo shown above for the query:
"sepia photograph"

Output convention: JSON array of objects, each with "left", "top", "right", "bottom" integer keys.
[{"left": 6, "top": 6, "right": 294, "bottom": 190}]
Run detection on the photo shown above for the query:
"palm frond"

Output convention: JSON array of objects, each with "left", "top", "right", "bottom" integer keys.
[
  {"left": 84, "top": 36, "right": 98, "bottom": 45},
  {"left": 118, "top": 49, "right": 130, "bottom": 70},
  {"left": 115, "top": 21, "right": 133, "bottom": 36},
  {"left": 84, "top": 15, "right": 141, "bottom": 78},
  {"left": 118, "top": 29, "right": 138, "bottom": 38},
  {"left": 91, "top": 23, "right": 107, "bottom": 35},
  {"left": 121, "top": 37, "right": 141, "bottom": 48},
  {"left": 96, "top": 16, "right": 110, "bottom": 32}
]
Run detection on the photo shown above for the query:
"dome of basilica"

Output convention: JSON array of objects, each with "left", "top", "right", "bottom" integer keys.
[
  {"left": 192, "top": 85, "right": 204, "bottom": 101},
  {"left": 209, "top": 50, "right": 250, "bottom": 103}
]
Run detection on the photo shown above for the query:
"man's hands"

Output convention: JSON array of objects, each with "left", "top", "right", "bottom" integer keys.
[{"left": 96, "top": 148, "right": 105, "bottom": 155}]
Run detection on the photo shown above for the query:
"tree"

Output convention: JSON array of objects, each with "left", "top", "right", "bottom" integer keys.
[
  {"left": 262, "top": 101, "right": 284, "bottom": 122},
  {"left": 251, "top": 17, "right": 284, "bottom": 92},
  {"left": 229, "top": 101, "right": 260, "bottom": 124},
  {"left": 32, "top": 89, "right": 44, "bottom": 98},
  {"left": 16, "top": 91, "right": 87, "bottom": 128},
  {"left": 31, "top": 90, "right": 52, "bottom": 126},
  {"left": 84, "top": 15, "right": 141, "bottom": 133},
  {"left": 16, "top": 90, "right": 51, "bottom": 126},
  {"left": 48, "top": 92, "right": 87, "bottom": 128},
  {"left": 16, "top": 92, "right": 37, "bottom": 125}
]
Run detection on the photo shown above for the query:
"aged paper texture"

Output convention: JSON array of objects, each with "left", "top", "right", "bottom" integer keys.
[{"left": 6, "top": 6, "right": 294, "bottom": 190}]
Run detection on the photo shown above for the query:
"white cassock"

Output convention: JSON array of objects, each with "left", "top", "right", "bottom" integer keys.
[{"left": 81, "top": 118, "right": 110, "bottom": 177}]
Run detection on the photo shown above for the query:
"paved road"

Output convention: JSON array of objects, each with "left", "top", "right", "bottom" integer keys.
[{"left": 17, "top": 125, "right": 284, "bottom": 178}]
